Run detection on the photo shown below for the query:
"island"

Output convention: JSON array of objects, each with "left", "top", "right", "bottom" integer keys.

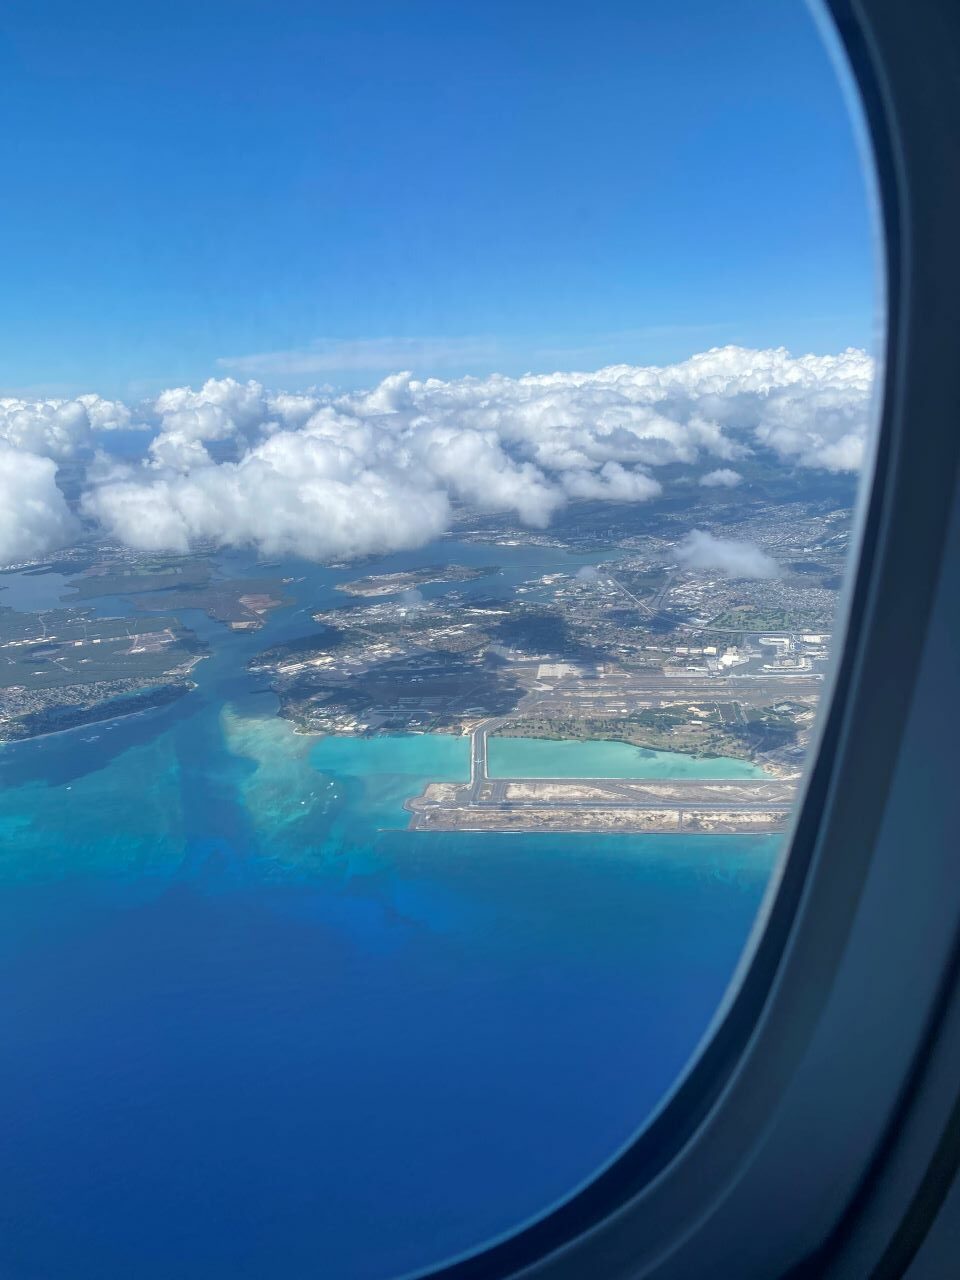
[
  {"left": 337, "top": 563, "right": 498, "bottom": 597},
  {"left": 62, "top": 555, "right": 291, "bottom": 630}
]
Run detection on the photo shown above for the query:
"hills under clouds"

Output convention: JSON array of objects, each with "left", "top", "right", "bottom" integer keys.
[{"left": 0, "top": 345, "right": 875, "bottom": 567}]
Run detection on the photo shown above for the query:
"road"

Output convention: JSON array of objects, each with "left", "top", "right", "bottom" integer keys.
[{"left": 602, "top": 571, "right": 816, "bottom": 639}]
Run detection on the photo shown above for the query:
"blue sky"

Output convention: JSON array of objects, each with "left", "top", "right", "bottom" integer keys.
[{"left": 0, "top": 0, "right": 878, "bottom": 398}]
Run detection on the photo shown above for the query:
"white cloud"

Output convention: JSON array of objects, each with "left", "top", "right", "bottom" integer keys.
[
  {"left": 561, "top": 461, "right": 662, "bottom": 503},
  {"left": 217, "top": 336, "right": 504, "bottom": 377},
  {"left": 0, "top": 394, "right": 134, "bottom": 461},
  {"left": 409, "top": 424, "right": 564, "bottom": 528},
  {"left": 686, "top": 346, "right": 874, "bottom": 471},
  {"left": 68, "top": 345, "right": 873, "bottom": 561},
  {"left": 76, "top": 394, "right": 135, "bottom": 433},
  {"left": 400, "top": 588, "right": 427, "bottom": 611},
  {"left": 82, "top": 428, "right": 451, "bottom": 561},
  {"left": 152, "top": 377, "right": 275, "bottom": 446},
  {"left": 699, "top": 468, "right": 743, "bottom": 488},
  {"left": 0, "top": 446, "right": 78, "bottom": 565},
  {"left": 676, "top": 529, "right": 780, "bottom": 579}
]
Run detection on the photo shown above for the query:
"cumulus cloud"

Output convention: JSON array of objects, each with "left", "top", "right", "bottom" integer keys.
[
  {"left": 699, "top": 467, "right": 743, "bottom": 488},
  {"left": 0, "top": 445, "right": 78, "bottom": 565},
  {"left": 676, "top": 529, "right": 780, "bottom": 579},
  {"left": 153, "top": 377, "right": 273, "bottom": 445},
  {"left": 561, "top": 460, "right": 662, "bottom": 503},
  {"left": 682, "top": 346, "right": 874, "bottom": 472},
  {"left": 0, "top": 394, "right": 134, "bottom": 461},
  {"left": 3, "top": 343, "right": 871, "bottom": 564},
  {"left": 82, "top": 428, "right": 452, "bottom": 561},
  {"left": 409, "top": 422, "right": 564, "bottom": 527}
]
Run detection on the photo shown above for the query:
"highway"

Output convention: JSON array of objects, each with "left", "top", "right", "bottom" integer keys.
[{"left": 602, "top": 571, "right": 815, "bottom": 639}]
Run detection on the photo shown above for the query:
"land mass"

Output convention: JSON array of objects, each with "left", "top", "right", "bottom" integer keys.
[
  {"left": 248, "top": 493, "right": 844, "bottom": 829},
  {"left": 1, "top": 485, "right": 849, "bottom": 830},
  {"left": 63, "top": 555, "right": 291, "bottom": 631},
  {"left": 0, "top": 680, "right": 194, "bottom": 743},
  {"left": 405, "top": 717, "right": 797, "bottom": 834},
  {"left": 338, "top": 564, "right": 498, "bottom": 597},
  {"left": 0, "top": 603, "right": 206, "bottom": 744}
]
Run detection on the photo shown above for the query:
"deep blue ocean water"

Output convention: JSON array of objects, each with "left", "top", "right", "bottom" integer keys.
[{"left": 0, "top": 543, "right": 780, "bottom": 1279}]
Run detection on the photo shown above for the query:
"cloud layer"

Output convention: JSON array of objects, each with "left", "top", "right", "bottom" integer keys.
[{"left": 0, "top": 345, "right": 874, "bottom": 566}]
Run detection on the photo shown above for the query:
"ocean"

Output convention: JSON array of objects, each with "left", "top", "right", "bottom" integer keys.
[{"left": 0, "top": 544, "right": 780, "bottom": 1279}]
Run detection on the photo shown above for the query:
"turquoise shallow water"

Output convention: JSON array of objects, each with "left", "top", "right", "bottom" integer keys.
[
  {"left": 487, "top": 735, "right": 767, "bottom": 779},
  {"left": 0, "top": 544, "right": 782, "bottom": 1280},
  {"left": 311, "top": 732, "right": 472, "bottom": 830}
]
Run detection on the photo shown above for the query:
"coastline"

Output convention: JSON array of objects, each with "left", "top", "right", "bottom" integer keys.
[
  {"left": 0, "top": 682, "right": 195, "bottom": 748},
  {"left": 283, "top": 717, "right": 797, "bottom": 776}
]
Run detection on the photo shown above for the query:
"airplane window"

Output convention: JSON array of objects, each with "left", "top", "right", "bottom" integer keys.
[{"left": 0, "top": 2, "right": 879, "bottom": 1278}]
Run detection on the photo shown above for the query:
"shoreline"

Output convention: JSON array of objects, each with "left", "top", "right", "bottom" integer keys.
[
  {"left": 284, "top": 718, "right": 795, "bottom": 777},
  {"left": 0, "top": 683, "right": 194, "bottom": 749}
]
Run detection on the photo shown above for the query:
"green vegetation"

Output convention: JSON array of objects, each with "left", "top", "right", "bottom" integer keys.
[
  {"left": 0, "top": 605, "right": 206, "bottom": 743},
  {"left": 0, "top": 608, "right": 203, "bottom": 691},
  {"left": 490, "top": 608, "right": 603, "bottom": 661},
  {"left": 0, "top": 681, "right": 192, "bottom": 742},
  {"left": 132, "top": 578, "right": 290, "bottom": 627},
  {"left": 64, "top": 560, "right": 211, "bottom": 599},
  {"left": 61, "top": 559, "right": 289, "bottom": 629},
  {"left": 706, "top": 605, "right": 834, "bottom": 632},
  {"left": 497, "top": 700, "right": 802, "bottom": 765},
  {"left": 616, "top": 567, "right": 668, "bottom": 594},
  {"left": 276, "top": 651, "right": 524, "bottom": 735}
]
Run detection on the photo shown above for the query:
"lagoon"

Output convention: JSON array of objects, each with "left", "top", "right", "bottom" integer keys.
[{"left": 488, "top": 734, "right": 767, "bottom": 780}]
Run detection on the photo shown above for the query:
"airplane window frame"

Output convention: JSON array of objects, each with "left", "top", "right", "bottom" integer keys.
[{"left": 408, "top": 1, "right": 960, "bottom": 1277}]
